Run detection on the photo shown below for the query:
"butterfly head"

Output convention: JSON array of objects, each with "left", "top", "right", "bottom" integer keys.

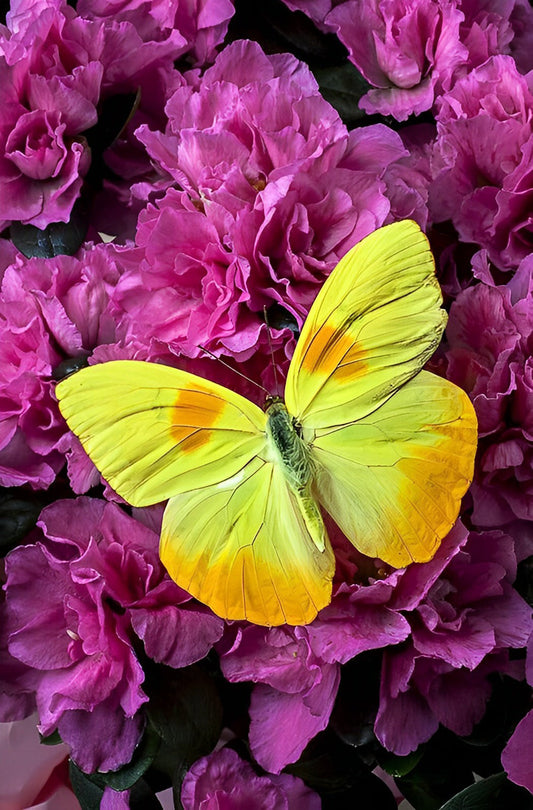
[{"left": 264, "top": 394, "right": 284, "bottom": 411}]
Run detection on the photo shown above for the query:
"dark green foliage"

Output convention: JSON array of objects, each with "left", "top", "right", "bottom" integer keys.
[
  {"left": 0, "top": 488, "right": 47, "bottom": 554},
  {"left": 10, "top": 198, "right": 89, "bottom": 258}
]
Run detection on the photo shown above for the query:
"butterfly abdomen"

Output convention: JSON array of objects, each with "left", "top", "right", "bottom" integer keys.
[{"left": 265, "top": 399, "right": 326, "bottom": 552}]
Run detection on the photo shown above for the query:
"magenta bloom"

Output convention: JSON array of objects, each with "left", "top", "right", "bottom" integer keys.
[
  {"left": 501, "top": 632, "right": 533, "bottom": 792},
  {"left": 2, "top": 497, "right": 224, "bottom": 773},
  {"left": 375, "top": 526, "right": 531, "bottom": 754},
  {"left": 113, "top": 40, "right": 404, "bottom": 365},
  {"left": 76, "top": 0, "right": 234, "bottom": 66},
  {"left": 0, "top": 0, "right": 185, "bottom": 230},
  {"left": 219, "top": 550, "right": 411, "bottom": 772},
  {"left": 324, "top": 0, "right": 467, "bottom": 121},
  {"left": 283, "top": 0, "right": 533, "bottom": 95},
  {"left": 220, "top": 519, "right": 530, "bottom": 770},
  {"left": 0, "top": 597, "right": 36, "bottom": 723},
  {"left": 181, "top": 747, "right": 321, "bottom": 810},
  {"left": 0, "top": 1, "right": 102, "bottom": 227},
  {"left": 430, "top": 55, "right": 533, "bottom": 270},
  {"left": 0, "top": 243, "right": 120, "bottom": 489},
  {"left": 446, "top": 258, "right": 533, "bottom": 530},
  {"left": 509, "top": 0, "right": 533, "bottom": 73},
  {"left": 457, "top": 0, "right": 530, "bottom": 70}
]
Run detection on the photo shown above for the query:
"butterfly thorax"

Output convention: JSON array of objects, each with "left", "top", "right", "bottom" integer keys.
[{"left": 265, "top": 400, "right": 312, "bottom": 491}]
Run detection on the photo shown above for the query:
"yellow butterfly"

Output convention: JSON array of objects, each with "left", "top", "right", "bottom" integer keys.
[{"left": 56, "top": 220, "right": 477, "bottom": 627}]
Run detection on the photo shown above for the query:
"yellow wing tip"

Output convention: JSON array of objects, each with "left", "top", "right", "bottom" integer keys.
[{"left": 160, "top": 538, "right": 332, "bottom": 627}]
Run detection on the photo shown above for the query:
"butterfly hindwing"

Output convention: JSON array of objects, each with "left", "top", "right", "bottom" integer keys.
[
  {"left": 309, "top": 371, "right": 477, "bottom": 566},
  {"left": 160, "top": 456, "right": 335, "bottom": 626},
  {"left": 285, "top": 220, "right": 446, "bottom": 427},
  {"left": 56, "top": 360, "right": 267, "bottom": 507}
]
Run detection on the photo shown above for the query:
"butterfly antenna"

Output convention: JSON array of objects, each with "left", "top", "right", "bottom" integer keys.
[
  {"left": 263, "top": 306, "right": 280, "bottom": 395},
  {"left": 198, "top": 345, "right": 269, "bottom": 396}
]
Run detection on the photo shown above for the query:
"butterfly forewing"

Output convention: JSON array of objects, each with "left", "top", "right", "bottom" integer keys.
[
  {"left": 285, "top": 220, "right": 446, "bottom": 428},
  {"left": 56, "top": 360, "right": 267, "bottom": 506}
]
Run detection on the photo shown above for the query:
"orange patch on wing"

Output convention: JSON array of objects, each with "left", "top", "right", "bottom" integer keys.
[
  {"left": 170, "top": 426, "right": 212, "bottom": 453},
  {"left": 335, "top": 342, "right": 368, "bottom": 382},
  {"left": 301, "top": 322, "right": 367, "bottom": 379},
  {"left": 169, "top": 386, "right": 225, "bottom": 451}
]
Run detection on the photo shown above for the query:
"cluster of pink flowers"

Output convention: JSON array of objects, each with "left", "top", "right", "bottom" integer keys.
[{"left": 0, "top": 0, "right": 532, "bottom": 806}]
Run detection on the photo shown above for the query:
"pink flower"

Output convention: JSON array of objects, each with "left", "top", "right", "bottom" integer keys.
[
  {"left": 501, "top": 710, "right": 533, "bottom": 793},
  {"left": 430, "top": 55, "right": 533, "bottom": 270},
  {"left": 325, "top": 0, "right": 468, "bottom": 121},
  {"left": 219, "top": 519, "right": 530, "bottom": 770},
  {"left": 375, "top": 527, "right": 531, "bottom": 754},
  {"left": 0, "top": 0, "right": 186, "bottom": 230},
  {"left": 218, "top": 541, "right": 411, "bottom": 772},
  {"left": 0, "top": 96, "right": 91, "bottom": 230},
  {"left": 0, "top": 597, "right": 36, "bottom": 722},
  {"left": 501, "top": 633, "right": 533, "bottom": 792},
  {"left": 509, "top": 0, "right": 533, "bottom": 73},
  {"left": 181, "top": 747, "right": 321, "bottom": 810},
  {"left": 114, "top": 40, "right": 404, "bottom": 367},
  {"left": 283, "top": 0, "right": 532, "bottom": 96},
  {"left": 0, "top": 0, "right": 102, "bottom": 227},
  {"left": 0, "top": 243, "right": 120, "bottom": 488},
  {"left": 76, "top": 0, "right": 235, "bottom": 66},
  {"left": 384, "top": 123, "right": 435, "bottom": 228},
  {"left": 280, "top": 0, "right": 340, "bottom": 32},
  {"left": 445, "top": 257, "right": 533, "bottom": 529},
  {"left": 457, "top": 0, "right": 533, "bottom": 75},
  {"left": 2, "top": 497, "right": 224, "bottom": 772}
]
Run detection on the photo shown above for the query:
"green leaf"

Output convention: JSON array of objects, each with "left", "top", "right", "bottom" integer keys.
[
  {"left": 87, "top": 726, "right": 161, "bottom": 792},
  {"left": 0, "top": 488, "right": 46, "bottom": 554},
  {"left": 85, "top": 91, "right": 140, "bottom": 156},
  {"left": 52, "top": 355, "right": 90, "bottom": 382},
  {"left": 10, "top": 198, "right": 88, "bottom": 258},
  {"left": 144, "top": 661, "right": 223, "bottom": 796},
  {"left": 39, "top": 729, "right": 63, "bottom": 747},
  {"left": 69, "top": 768, "right": 164, "bottom": 810},
  {"left": 395, "top": 730, "right": 474, "bottom": 810},
  {"left": 313, "top": 62, "right": 371, "bottom": 127},
  {"left": 68, "top": 761, "right": 105, "bottom": 810},
  {"left": 264, "top": 303, "right": 299, "bottom": 335},
  {"left": 330, "top": 651, "right": 381, "bottom": 750},
  {"left": 321, "top": 772, "right": 398, "bottom": 810},
  {"left": 378, "top": 747, "right": 424, "bottom": 778},
  {"left": 287, "top": 729, "right": 396, "bottom": 808},
  {"left": 129, "top": 777, "right": 165, "bottom": 810},
  {"left": 514, "top": 555, "right": 533, "bottom": 606},
  {"left": 228, "top": 0, "right": 346, "bottom": 65},
  {"left": 286, "top": 728, "right": 368, "bottom": 793},
  {"left": 453, "top": 674, "right": 533, "bottom": 778},
  {"left": 439, "top": 772, "right": 533, "bottom": 810}
]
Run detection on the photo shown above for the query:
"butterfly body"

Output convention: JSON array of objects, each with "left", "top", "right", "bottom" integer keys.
[
  {"left": 56, "top": 221, "right": 478, "bottom": 627},
  {"left": 264, "top": 399, "right": 308, "bottom": 490},
  {"left": 264, "top": 398, "right": 326, "bottom": 553}
]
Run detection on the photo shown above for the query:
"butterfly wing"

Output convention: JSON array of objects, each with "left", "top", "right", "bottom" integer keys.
[
  {"left": 56, "top": 360, "right": 334, "bottom": 625},
  {"left": 285, "top": 220, "right": 446, "bottom": 427},
  {"left": 161, "top": 457, "right": 335, "bottom": 626},
  {"left": 55, "top": 360, "right": 267, "bottom": 507},
  {"left": 310, "top": 371, "right": 477, "bottom": 566},
  {"left": 284, "top": 220, "right": 477, "bottom": 566}
]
